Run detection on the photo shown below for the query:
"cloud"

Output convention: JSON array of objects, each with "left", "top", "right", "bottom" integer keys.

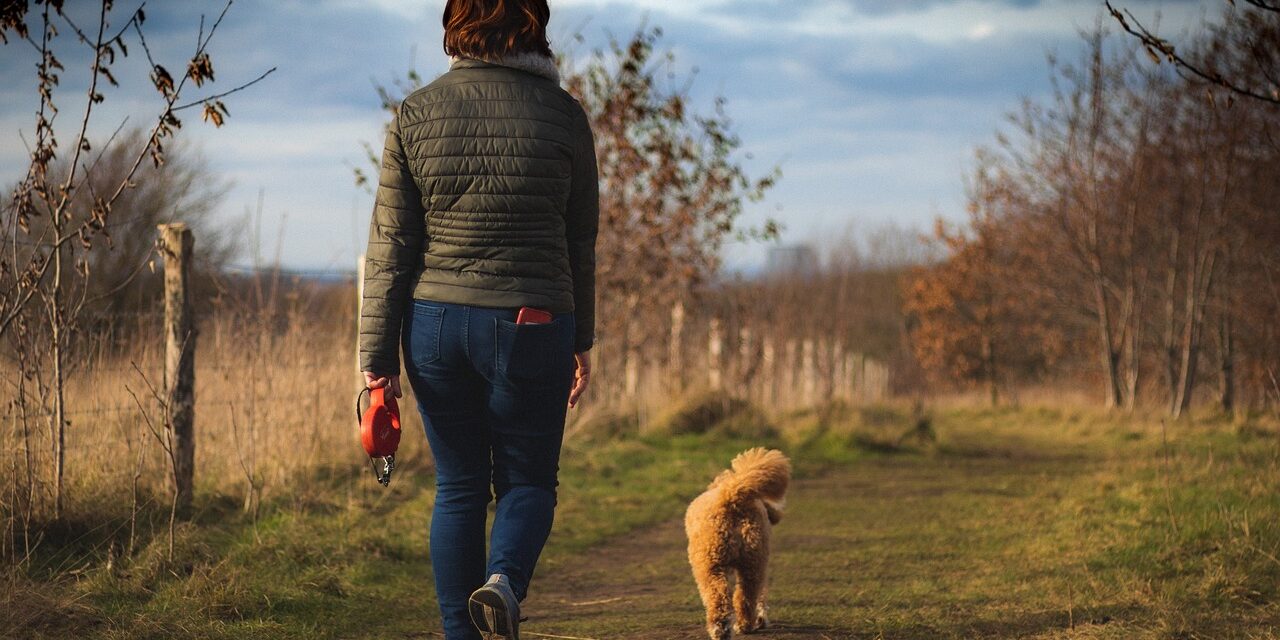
[
  {"left": 968, "top": 22, "right": 997, "bottom": 39},
  {"left": 0, "top": 0, "right": 1220, "bottom": 271},
  {"left": 836, "top": 0, "right": 1043, "bottom": 16},
  {"left": 314, "top": 0, "right": 443, "bottom": 20}
]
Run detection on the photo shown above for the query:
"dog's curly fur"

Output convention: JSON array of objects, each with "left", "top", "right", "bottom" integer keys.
[{"left": 685, "top": 448, "right": 791, "bottom": 639}]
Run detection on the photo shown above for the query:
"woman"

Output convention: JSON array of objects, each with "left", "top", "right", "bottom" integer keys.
[{"left": 358, "top": 0, "right": 598, "bottom": 637}]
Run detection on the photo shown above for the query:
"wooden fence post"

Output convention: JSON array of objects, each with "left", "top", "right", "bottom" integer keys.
[
  {"left": 829, "top": 340, "right": 839, "bottom": 399},
  {"left": 784, "top": 339, "right": 797, "bottom": 409},
  {"left": 625, "top": 343, "right": 640, "bottom": 399},
  {"left": 761, "top": 336, "right": 775, "bottom": 408},
  {"left": 159, "top": 223, "right": 196, "bottom": 510},
  {"left": 857, "top": 353, "right": 868, "bottom": 400},
  {"left": 708, "top": 317, "right": 723, "bottom": 390},
  {"left": 802, "top": 339, "right": 816, "bottom": 405},
  {"left": 669, "top": 301, "right": 685, "bottom": 393},
  {"left": 871, "top": 359, "right": 889, "bottom": 400},
  {"left": 844, "top": 352, "right": 857, "bottom": 401},
  {"left": 817, "top": 337, "right": 831, "bottom": 401}
]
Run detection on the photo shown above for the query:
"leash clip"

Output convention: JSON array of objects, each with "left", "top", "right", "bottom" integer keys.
[{"left": 373, "top": 454, "right": 395, "bottom": 487}]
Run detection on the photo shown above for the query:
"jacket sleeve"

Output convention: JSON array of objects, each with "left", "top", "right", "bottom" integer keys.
[
  {"left": 359, "top": 114, "right": 425, "bottom": 375},
  {"left": 565, "top": 101, "right": 600, "bottom": 353}
]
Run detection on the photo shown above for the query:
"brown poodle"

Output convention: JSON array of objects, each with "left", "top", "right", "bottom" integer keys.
[{"left": 685, "top": 448, "right": 791, "bottom": 640}]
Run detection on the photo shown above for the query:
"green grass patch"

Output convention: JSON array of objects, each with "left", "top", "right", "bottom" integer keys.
[{"left": 6, "top": 403, "right": 1280, "bottom": 638}]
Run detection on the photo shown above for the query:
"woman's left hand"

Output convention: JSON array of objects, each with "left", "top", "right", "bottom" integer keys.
[{"left": 363, "top": 371, "right": 403, "bottom": 398}]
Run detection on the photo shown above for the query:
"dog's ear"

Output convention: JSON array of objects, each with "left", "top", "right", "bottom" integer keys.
[{"left": 764, "top": 499, "right": 785, "bottom": 524}]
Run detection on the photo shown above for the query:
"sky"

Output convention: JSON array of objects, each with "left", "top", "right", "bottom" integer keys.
[{"left": 0, "top": 0, "right": 1216, "bottom": 274}]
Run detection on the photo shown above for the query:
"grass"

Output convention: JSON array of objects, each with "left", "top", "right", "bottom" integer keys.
[{"left": 5, "top": 400, "right": 1280, "bottom": 638}]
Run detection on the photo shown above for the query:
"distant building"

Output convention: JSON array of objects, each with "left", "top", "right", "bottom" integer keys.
[{"left": 765, "top": 244, "right": 819, "bottom": 276}]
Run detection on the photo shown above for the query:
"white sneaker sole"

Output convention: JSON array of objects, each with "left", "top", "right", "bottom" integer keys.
[{"left": 468, "top": 586, "right": 520, "bottom": 640}]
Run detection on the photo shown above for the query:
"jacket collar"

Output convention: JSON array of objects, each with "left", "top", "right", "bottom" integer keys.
[{"left": 449, "top": 51, "right": 560, "bottom": 83}]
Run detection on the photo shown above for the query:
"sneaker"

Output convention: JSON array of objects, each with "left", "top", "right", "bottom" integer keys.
[{"left": 469, "top": 573, "right": 521, "bottom": 639}]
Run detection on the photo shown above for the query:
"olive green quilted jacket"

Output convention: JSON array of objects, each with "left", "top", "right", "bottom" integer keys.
[{"left": 359, "top": 53, "right": 599, "bottom": 375}]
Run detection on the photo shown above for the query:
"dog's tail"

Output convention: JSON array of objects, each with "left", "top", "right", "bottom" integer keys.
[{"left": 716, "top": 447, "right": 791, "bottom": 520}]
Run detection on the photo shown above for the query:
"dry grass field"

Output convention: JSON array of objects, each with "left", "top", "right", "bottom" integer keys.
[
  {"left": 2, "top": 287, "right": 1278, "bottom": 640},
  {"left": 5, "top": 381, "right": 1280, "bottom": 639}
]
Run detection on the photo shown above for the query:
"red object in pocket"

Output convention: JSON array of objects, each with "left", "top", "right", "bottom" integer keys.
[{"left": 516, "top": 306, "right": 553, "bottom": 325}]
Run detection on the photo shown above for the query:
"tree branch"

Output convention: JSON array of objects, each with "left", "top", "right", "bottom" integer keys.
[
  {"left": 1105, "top": 1, "right": 1280, "bottom": 106},
  {"left": 172, "top": 67, "right": 277, "bottom": 112}
]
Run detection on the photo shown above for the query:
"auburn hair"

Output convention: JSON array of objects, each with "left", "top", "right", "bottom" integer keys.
[{"left": 442, "top": 0, "right": 552, "bottom": 60}]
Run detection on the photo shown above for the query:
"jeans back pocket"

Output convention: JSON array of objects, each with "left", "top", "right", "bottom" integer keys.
[
  {"left": 405, "top": 300, "right": 444, "bottom": 368},
  {"left": 495, "top": 315, "right": 573, "bottom": 383}
]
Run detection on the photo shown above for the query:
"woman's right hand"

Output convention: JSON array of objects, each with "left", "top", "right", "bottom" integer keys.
[
  {"left": 363, "top": 371, "right": 403, "bottom": 398},
  {"left": 568, "top": 351, "right": 591, "bottom": 409}
]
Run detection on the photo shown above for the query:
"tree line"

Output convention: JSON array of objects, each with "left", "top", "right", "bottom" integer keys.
[{"left": 905, "top": 4, "right": 1280, "bottom": 416}]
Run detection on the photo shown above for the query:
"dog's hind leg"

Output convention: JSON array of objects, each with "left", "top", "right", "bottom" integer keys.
[
  {"left": 733, "top": 556, "right": 768, "bottom": 634},
  {"left": 694, "top": 564, "right": 733, "bottom": 640}
]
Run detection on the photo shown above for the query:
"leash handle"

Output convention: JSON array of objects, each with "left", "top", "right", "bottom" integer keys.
[{"left": 355, "top": 386, "right": 372, "bottom": 423}]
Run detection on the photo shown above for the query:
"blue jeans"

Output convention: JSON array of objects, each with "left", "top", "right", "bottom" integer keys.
[{"left": 401, "top": 298, "right": 576, "bottom": 640}]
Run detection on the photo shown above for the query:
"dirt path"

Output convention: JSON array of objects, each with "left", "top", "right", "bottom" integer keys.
[
  {"left": 523, "top": 515, "right": 709, "bottom": 639},
  {"left": 522, "top": 469, "right": 853, "bottom": 640},
  {"left": 519, "top": 452, "right": 1089, "bottom": 640}
]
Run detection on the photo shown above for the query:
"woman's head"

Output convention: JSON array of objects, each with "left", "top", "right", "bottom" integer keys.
[{"left": 443, "top": 0, "right": 552, "bottom": 60}]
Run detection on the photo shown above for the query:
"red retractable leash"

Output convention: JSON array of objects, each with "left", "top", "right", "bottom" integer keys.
[{"left": 356, "top": 385, "right": 401, "bottom": 486}]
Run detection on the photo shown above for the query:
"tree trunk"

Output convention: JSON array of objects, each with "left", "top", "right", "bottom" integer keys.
[
  {"left": 1171, "top": 311, "right": 1199, "bottom": 419},
  {"left": 1092, "top": 276, "right": 1123, "bottom": 410},
  {"left": 51, "top": 237, "right": 66, "bottom": 519},
  {"left": 981, "top": 331, "right": 998, "bottom": 406},
  {"left": 1219, "top": 310, "right": 1235, "bottom": 413},
  {"left": 1172, "top": 249, "right": 1216, "bottom": 420},
  {"left": 1122, "top": 312, "right": 1141, "bottom": 412},
  {"left": 1163, "top": 228, "right": 1182, "bottom": 413},
  {"left": 707, "top": 317, "right": 722, "bottom": 391},
  {"left": 669, "top": 301, "right": 685, "bottom": 393}
]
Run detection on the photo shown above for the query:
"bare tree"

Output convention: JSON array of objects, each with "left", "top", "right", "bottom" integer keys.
[
  {"left": 998, "top": 29, "right": 1151, "bottom": 410},
  {"left": 564, "top": 27, "right": 780, "bottom": 347},
  {"left": 1, "top": 0, "right": 274, "bottom": 518},
  {"left": 12, "top": 131, "right": 238, "bottom": 319},
  {"left": 903, "top": 154, "right": 1061, "bottom": 404},
  {"left": 910, "top": 21, "right": 1280, "bottom": 414}
]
